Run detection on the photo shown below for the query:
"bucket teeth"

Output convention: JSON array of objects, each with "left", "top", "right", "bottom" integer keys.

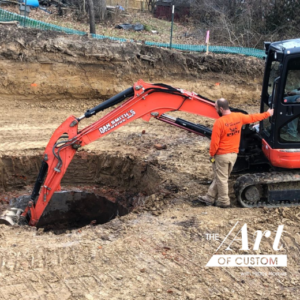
[{"left": 0, "top": 208, "right": 24, "bottom": 226}]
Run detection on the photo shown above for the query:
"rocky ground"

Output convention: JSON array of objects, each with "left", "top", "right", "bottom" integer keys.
[{"left": 0, "top": 25, "right": 299, "bottom": 299}]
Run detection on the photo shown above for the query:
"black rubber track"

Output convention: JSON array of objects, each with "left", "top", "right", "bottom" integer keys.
[{"left": 234, "top": 172, "right": 300, "bottom": 208}]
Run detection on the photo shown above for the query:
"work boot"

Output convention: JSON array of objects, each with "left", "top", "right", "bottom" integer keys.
[
  {"left": 192, "top": 195, "right": 214, "bottom": 206},
  {"left": 215, "top": 202, "right": 231, "bottom": 208}
]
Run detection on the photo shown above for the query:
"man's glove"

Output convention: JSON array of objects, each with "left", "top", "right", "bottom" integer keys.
[{"left": 210, "top": 156, "right": 215, "bottom": 163}]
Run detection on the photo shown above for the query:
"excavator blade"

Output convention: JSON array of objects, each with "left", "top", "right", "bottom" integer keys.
[{"left": 0, "top": 191, "right": 130, "bottom": 229}]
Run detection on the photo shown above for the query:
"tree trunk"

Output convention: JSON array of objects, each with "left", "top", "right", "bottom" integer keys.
[
  {"left": 98, "top": 0, "right": 107, "bottom": 22},
  {"left": 87, "top": 0, "right": 96, "bottom": 34},
  {"left": 83, "top": 0, "right": 86, "bottom": 14}
]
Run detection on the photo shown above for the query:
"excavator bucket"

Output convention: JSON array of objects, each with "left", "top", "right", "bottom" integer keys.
[
  {"left": 0, "top": 195, "right": 29, "bottom": 226},
  {"left": 0, "top": 191, "right": 130, "bottom": 229},
  {"left": 0, "top": 207, "right": 24, "bottom": 226}
]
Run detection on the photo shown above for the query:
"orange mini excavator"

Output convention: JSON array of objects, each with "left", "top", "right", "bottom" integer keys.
[{"left": 2, "top": 38, "right": 300, "bottom": 227}]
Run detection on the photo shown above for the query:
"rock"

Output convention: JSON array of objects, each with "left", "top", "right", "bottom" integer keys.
[
  {"left": 154, "top": 144, "right": 167, "bottom": 150},
  {"left": 186, "top": 292, "right": 196, "bottom": 300},
  {"left": 116, "top": 274, "right": 123, "bottom": 280},
  {"left": 36, "top": 228, "right": 44, "bottom": 235}
]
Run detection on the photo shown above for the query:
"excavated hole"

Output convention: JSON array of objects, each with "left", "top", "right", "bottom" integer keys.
[{"left": 0, "top": 152, "right": 162, "bottom": 229}]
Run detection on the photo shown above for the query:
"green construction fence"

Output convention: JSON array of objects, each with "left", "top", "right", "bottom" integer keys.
[{"left": 0, "top": 8, "right": 265, "bottom": 59}]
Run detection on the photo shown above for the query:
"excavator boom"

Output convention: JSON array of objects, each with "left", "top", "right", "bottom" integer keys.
[{"left": 8, "top": 80, "right": 219, "bottom": 226}]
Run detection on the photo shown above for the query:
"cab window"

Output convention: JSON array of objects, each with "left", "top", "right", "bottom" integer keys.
[
  {"left": 283, "top": 58, "right": 300, "bottom": 104},
  {"left": 268, "top": 61, "right": 280, "bottom": 96},
  {"left": 279, "top": 57, "right": 300, "bottom": 142},
  {"left": 279, "top": 116, "right": 300, "bottom": 142}
]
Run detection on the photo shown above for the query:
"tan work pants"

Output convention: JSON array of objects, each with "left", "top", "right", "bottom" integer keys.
[{"left": 206, "top": 153, "right": 237, "bottom": 206}]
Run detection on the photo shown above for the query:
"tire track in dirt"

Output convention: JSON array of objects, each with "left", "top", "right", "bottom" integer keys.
[{"left": 0, "top": 205, "right": 298, "bottom": 299}]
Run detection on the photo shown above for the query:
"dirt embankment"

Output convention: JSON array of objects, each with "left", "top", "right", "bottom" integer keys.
[{"left": 0, "top": 25, "right": 264, "bottom": 103}]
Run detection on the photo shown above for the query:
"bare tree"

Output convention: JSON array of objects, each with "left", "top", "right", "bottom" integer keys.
[
  {"left": 95, "top": 0, "right": 107, "bottom": 22},
  {"left": 190, "top": 0, "right": 300, "bottom": 47}
]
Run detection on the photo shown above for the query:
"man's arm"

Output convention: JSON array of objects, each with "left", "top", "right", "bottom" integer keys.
[
  {"left": 209, "top": 120, "right": 222, "bottom": 157},
  {"left": 241, "top": 109, "right": 273, "bottom": 125}
]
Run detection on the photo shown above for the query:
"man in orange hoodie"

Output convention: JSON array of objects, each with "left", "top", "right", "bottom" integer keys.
[{"left": 193, "top": 98, "right": 274, "bottom": 208}]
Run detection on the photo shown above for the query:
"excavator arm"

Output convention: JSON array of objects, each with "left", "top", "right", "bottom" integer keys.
[{"left": 20, "top": 79, "right": 219, "bottom": 226}]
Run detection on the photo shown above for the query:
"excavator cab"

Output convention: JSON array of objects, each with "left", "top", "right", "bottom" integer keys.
[
  {"left": 234, "top": 39, "right": 300, "bottom": 173},
  {"left": 259, "top": 39, "right": 300, "bottom": 169}
]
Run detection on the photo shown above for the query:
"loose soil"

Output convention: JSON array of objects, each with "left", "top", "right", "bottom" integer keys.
[{"left": 0, "top": 25, "right": 299, "bottom": 299}]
